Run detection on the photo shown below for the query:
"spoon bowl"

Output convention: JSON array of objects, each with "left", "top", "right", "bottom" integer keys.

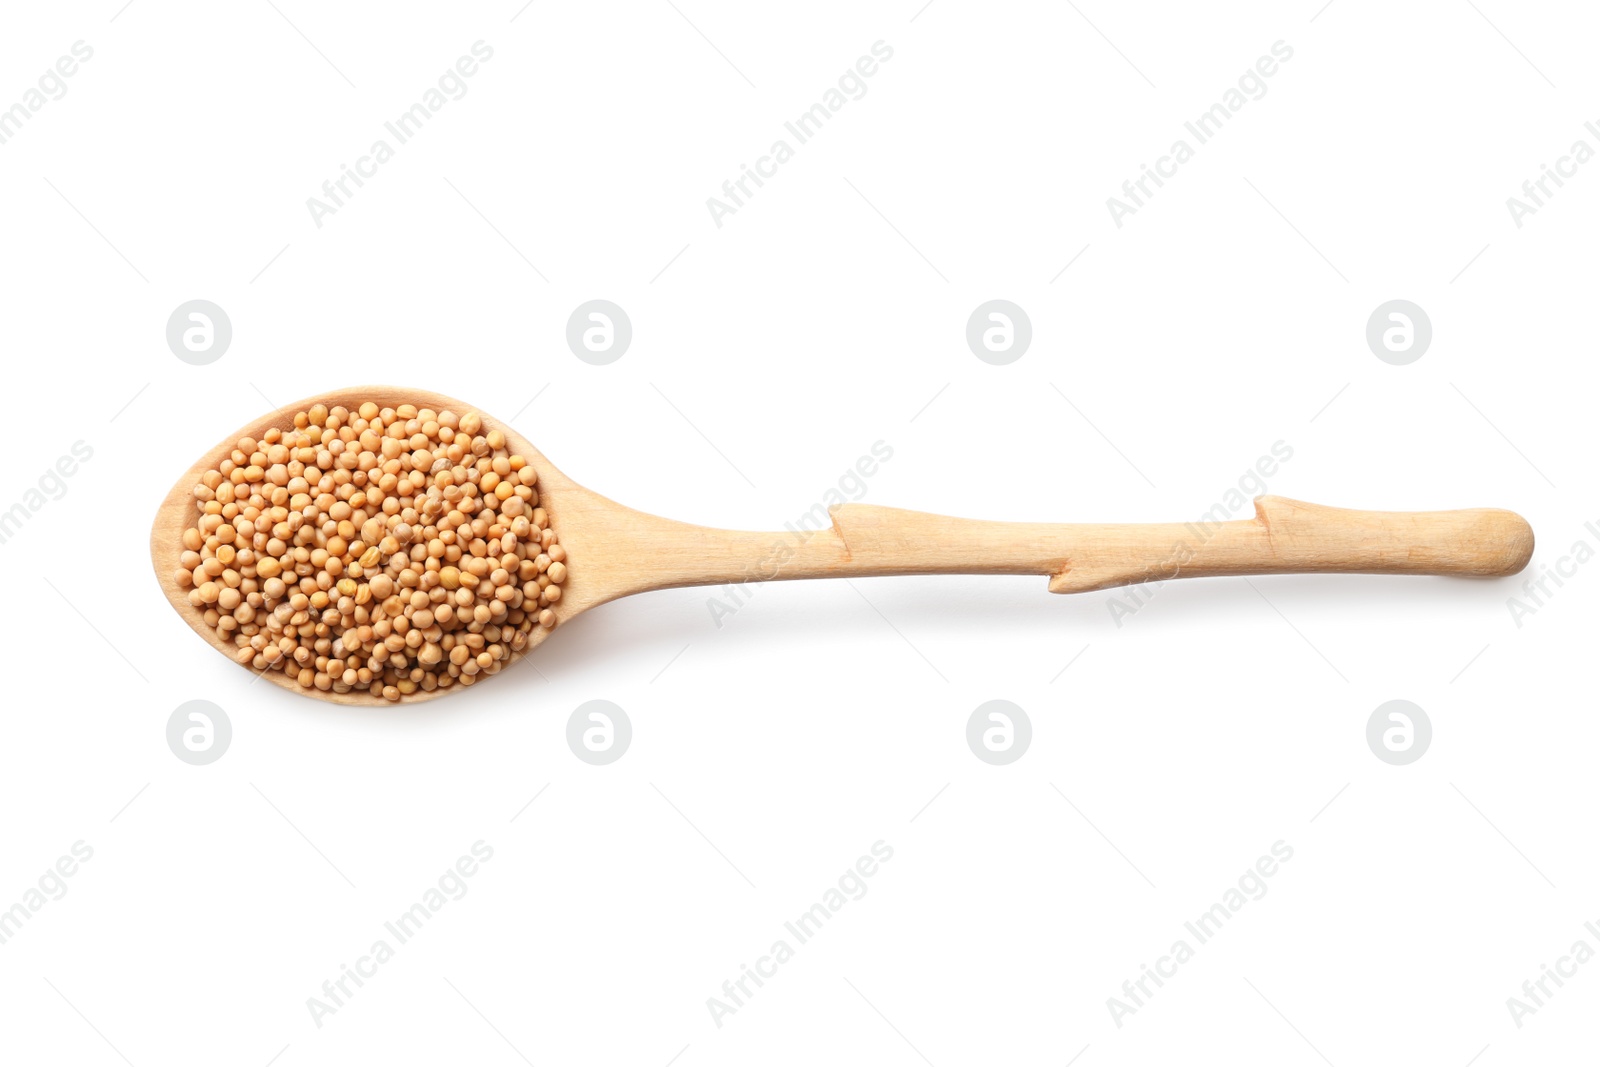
[{"left": 152, "top": 386, "right": 624, "bottom": 705}]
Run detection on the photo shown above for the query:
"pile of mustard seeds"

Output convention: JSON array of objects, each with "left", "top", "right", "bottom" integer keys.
[{"left": 174, "top": 401, "right": 566, "bottom": 700}]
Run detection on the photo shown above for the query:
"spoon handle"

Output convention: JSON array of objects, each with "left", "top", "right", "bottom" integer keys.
[{"left": 630, "top": 495, "right": 1533, "bottom": 595}]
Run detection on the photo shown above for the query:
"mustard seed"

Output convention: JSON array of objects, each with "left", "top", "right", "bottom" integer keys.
[{"left": 180, "top": 398, "right": 566, "bottom": 700}]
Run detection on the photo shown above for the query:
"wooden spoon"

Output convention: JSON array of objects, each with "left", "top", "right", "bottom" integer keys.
[{"left": 151, "top": 385, "right": 1536, "bottom": 705}]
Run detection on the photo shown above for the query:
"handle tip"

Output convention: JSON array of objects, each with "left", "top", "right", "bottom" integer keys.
[
  {"left": 1255, "top": 496, "right": 1535, "bottom": 578},
  {"left": 1478, "top": 509, "right": 1535, "bottom": 577}
]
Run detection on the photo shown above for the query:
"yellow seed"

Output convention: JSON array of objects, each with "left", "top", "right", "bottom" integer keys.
[{"left": 183, "top": 398, "right": 563, "bottom": 700}]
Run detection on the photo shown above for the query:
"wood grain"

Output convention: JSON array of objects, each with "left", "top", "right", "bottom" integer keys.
[{"left": 151, "top": 385, "right": 1536, "bottom": 705}]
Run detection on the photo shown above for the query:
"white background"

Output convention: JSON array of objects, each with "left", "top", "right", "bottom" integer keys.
[{"left": 0, "top": 1, "right": 1595, "bottom": 1064}]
